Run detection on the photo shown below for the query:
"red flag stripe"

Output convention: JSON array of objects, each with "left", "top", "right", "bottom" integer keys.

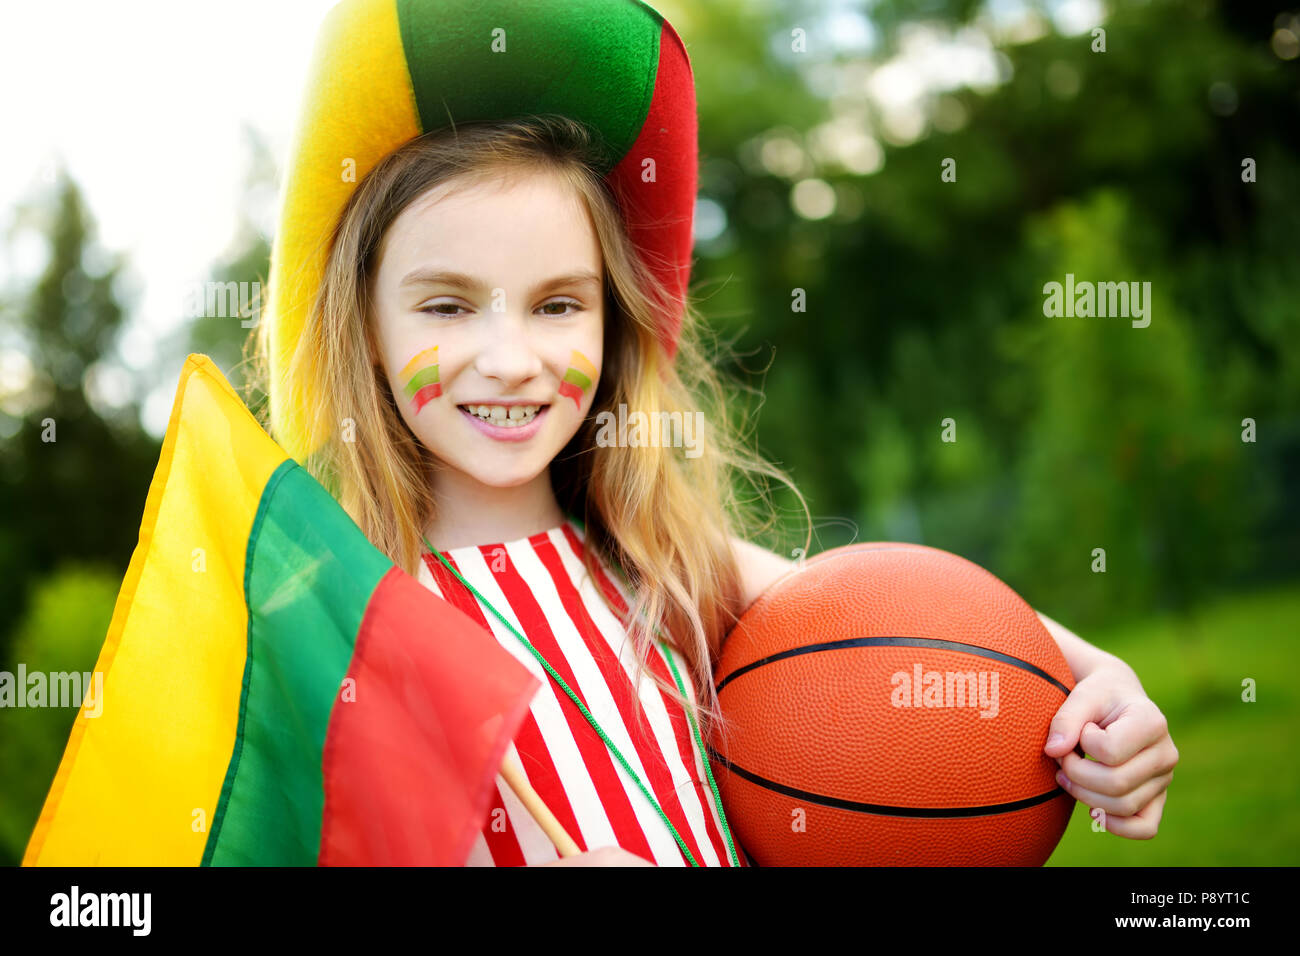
[
  {"left": 318, "top": 564, "right": 538, "bottom": 865},
  {"left": 420, "top": 550, "right": 588, "bottom": 863},
  {"left": 419, "top": 553, "right": 534, "bottom": 864}
]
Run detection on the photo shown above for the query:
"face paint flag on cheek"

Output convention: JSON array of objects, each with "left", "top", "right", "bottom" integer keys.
[
  {"left": 558, "top": 350, "right": 598, "bottom": 409},
  {"left": 399, "top": 346, "right": 442, "bottom": 413}
]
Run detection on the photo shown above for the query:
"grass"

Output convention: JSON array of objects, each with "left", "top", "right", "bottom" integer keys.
[{"left": 1045, "top": 582, "right": 1300, "bottom": 865}]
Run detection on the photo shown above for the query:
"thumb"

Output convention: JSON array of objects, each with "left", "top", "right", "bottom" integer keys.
[{"left": 1044, "top": 682, "right": 1105, "bottom": 759}]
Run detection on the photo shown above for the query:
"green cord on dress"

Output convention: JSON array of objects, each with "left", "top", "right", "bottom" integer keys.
[
  {"left": 423, "top": 527, "right": 739, "bottom": 867},
  {"left": 559, "top": 514, "right": 741, "bottom": 868}
]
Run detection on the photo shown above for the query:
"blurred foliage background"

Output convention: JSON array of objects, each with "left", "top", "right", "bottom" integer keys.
[{"left": 1, "top": 0, "right": 1296, "bottom": 864}]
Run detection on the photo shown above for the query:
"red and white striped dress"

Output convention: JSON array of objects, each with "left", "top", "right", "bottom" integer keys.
[{"left": 416, "top": 516, "right": 745, "bottom": 867}]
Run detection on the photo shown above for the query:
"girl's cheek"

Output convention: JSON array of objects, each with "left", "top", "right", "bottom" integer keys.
[
  {"left": 395, "top": 344, "right": 443, "bottom": 416},
  {"left": 557, "top": 349, "right": 599, "bottom": 410}
]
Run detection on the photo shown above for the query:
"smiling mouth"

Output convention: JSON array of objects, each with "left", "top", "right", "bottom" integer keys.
[{"left": 457, "top": 403, "right": 548, "bottom": 427}]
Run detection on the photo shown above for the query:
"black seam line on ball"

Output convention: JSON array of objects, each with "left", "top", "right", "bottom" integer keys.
[
  {"left": 706, "top": 747, "right": 1069, "bottom": 818},
  {"left": 715, "top": 636, "right": 1072, "bottom": 697}
]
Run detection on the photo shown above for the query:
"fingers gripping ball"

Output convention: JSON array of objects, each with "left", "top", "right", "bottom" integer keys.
[{"left": 710, "top": 543, "right": 1077, "bottom": 866}]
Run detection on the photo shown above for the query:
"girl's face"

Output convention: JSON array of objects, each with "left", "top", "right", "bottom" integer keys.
[{"left": 370, "top": 170, "right": 604, "bottom": 492}]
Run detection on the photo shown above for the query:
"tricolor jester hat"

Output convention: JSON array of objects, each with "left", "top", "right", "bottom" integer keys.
[{"left": 262, "top": 0, "right": 698, "bottom": 463}]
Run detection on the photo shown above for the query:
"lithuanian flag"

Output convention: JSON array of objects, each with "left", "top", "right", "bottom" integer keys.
[{"left": 22, "top": 354, "right": 539, "bottom": 865}]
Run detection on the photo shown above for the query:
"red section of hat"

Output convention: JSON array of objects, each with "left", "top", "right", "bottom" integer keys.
[{"left": 606, "top": 18, "right": 698, "bottom": 364}]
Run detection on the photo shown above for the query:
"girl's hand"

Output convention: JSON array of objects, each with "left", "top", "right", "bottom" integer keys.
[
  {"left": 1043, "top": 659, "right": 1179, "bottom": 839},
  {"left": 537, "top": 846, "right": 657, "bottom": 866}
]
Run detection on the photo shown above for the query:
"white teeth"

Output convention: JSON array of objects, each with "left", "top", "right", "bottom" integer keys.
[{"left": 462, "top": 404, "right": 542, "bottom": 427}]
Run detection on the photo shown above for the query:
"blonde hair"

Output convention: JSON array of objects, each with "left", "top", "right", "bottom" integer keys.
[{"left": 248, "top": 114, "right": 810, "bottom": 747}]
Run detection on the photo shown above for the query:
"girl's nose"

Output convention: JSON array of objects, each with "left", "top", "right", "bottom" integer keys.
[{"left": 472, "top": 311, "right": 544, "bottom": 385}]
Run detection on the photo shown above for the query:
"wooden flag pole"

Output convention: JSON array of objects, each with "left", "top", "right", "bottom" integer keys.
[{"left": 499, "top": 754, "right": 582, "bottom": 858}]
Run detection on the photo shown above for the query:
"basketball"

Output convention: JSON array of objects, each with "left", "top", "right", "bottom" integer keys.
[{"left": 710, "top": 543, "right": 1077, "bottom": 866}]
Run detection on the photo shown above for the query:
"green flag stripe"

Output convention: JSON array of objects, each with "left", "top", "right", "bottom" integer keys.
[{"left": 203, "top": 458, "right": 392, "bottom": 865}]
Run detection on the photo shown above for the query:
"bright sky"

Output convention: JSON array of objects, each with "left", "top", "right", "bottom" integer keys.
[{"left": 0, "top": 0, "right": 336, "bottom": 435}]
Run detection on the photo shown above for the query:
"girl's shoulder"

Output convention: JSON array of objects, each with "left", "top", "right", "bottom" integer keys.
[{"left": 728, "top": 535, "right": 796, "bottom": 613}]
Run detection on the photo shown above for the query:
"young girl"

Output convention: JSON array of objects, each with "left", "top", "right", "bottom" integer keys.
[{"left": 252, "top": 6, "right": 1176, "bottom": 867}]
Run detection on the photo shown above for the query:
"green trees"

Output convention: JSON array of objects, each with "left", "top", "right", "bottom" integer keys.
[
  {"left": 0, "top": 173, "right": 160, "bottom": 652},
  {"left": 688, "top": 0, "right": 1297, "bottom": 628},
  {"left": 998, "top": 191, "right": 1256, "bottom": 627}
]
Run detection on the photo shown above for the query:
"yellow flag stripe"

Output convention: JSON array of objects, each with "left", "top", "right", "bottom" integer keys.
[{"left": 23, "top": 355, "right": 288, "bottom": 865}]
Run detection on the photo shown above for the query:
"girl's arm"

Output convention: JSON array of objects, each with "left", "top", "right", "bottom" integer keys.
[
  {"left": 1036, "top": 610, "right": 1137, "bottom": 684},
  {"left": 1035, "top": 610, "right": 1179, "bottom": 840},
  {"left": 730, "top": 536, "right": 795, "bottom": 611}
]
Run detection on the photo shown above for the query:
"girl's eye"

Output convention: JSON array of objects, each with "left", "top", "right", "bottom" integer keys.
[
  {"left": 417, "top": 299, "right": 582, "bottom": 317},
  {"left": 417, "top": 302, "right": 467, "bottom": 317},
  {"left": 538, "top": 299, "right": 581, "bottom": 317}
]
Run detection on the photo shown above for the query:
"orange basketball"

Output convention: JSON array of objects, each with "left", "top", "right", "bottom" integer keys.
[{"left": 710, "top": 542, "right": 1076, "bottom": 866}]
